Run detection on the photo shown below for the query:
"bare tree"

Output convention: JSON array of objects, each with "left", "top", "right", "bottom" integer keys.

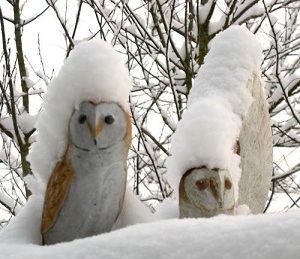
[
  {"left": 0, "top": 0, "right": 300, "bottom": 226},
  {"left": 1, "top": 1, "right": 31, "bottom": 226},
  {"left": 0, "top": 0, "right": 50, "bottom": 226}
]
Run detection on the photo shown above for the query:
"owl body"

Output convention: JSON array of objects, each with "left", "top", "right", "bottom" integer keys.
[
  {"left": 41, "top": 102, "right": 131, "bottom": 245},
  {"left": 238, "top": 75, "right": 273, "bottom": 213}
]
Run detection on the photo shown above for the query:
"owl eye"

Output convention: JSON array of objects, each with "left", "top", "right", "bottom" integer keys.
[
  {"left": 104, "top": 115, "right": 114, "bottom": 124},
  {"left": 78, "top": 114, "right": 87, "bottom": 124},
  {"left": 224, "top": 177, "right": 232, "bottom": 190},
  {"left": 196, "top": 178, "right": 209, "bottom": 191}
]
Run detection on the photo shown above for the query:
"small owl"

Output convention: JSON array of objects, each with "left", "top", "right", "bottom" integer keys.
[
  {"left": 41, "top": 101, "right": 131, "bottom": 245},
  {"left": 179, "top": 167, "right": 235, "bottom": 218}
]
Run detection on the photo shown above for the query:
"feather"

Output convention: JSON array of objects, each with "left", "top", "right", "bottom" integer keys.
[
  {"left": 41, "top": 152, "right": 74, "bottom": 235},
  {"left": 238, "top": 75, "right": 273, "bottom": 213}
]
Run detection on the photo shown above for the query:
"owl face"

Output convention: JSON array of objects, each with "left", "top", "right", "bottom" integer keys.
[
  {"left": 69, "top": 102, "right": 128, "bottom": 151},
  {"left": 179, "top": 167, "right": 235, "bottom": 218}
]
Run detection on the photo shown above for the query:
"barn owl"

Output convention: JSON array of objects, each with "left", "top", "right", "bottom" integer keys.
[
  {"left": 178, "top": 75, "right": 272, "bottom": 218},
  {"left": 179, "top": 167, "right": 235, "bottom": 218},
  {"left": 41, "top": 101, "right": 131, "bottom": 245}
]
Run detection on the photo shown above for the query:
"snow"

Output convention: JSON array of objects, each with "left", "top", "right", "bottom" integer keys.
[
  {"left": 112, "top": 188, "right": 155, "bottom": 230},
  {"left": 232, "top": 1, "right": 264, "bottom": 25},
  {"left": 18, "top": 112, "right": 37, "bottom": 134},
  {"left": 27, "top": 39, "right": 132, "bottom": 191},
  {"left": 0, "top": 192, "right": 22, "bottom": 216},
  {"left": 167, "top": 26, "right": 262, "bottom": 201},
  {"left": 198, "top": 0, "right": 214, "bottom": 24},
  {"left": 209, "top": 14, "right": 226, "bottom": 35},
  {"left": 1, "top": 210, "right": 300, "bottom": 258}
]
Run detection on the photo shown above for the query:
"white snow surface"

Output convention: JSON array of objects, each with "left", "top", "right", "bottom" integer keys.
[
  {"left": 18, "top": 112, "right": 37, "bottom": 134},
  {"left": 1, "top": 210, "right": 300, "bottom": 258},
  {"left": 112, "top": 187, "right": 156, "bottom": 230},
  {"left": 0, "top": 194, "right": 44, "bottom": 244},
  {"left": 167, "top": 26, "right": 262, "bottom": 200},
  {"left": 27, "top": 39, "right": 132, "bottom": 191}
]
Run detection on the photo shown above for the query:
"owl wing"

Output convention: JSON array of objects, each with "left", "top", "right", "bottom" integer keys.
[
  {"left": 238, "top": 74, "right": 273, "bottom": 213},
  {"left": 41, "top": 153, "right": 74, "bottom": 234}
]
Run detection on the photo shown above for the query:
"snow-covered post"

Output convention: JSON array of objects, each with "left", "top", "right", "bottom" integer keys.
[{"left": 167, "top": 26, "right": 272, "bottom": 218}]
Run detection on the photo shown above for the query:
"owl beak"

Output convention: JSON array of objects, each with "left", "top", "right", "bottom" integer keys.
[
  {"left": 209, "top": 177, "right": 221, "bottom": 202},
  {"left": 208, "top": 173, "right": 235, "bottom": 213},
  {"left": 93, "top": 118, "right": 105, "bottom": 145},
  {"left": 208, "top": 177, "right": 226, "bottom": 209},
  {"left": 219, "top": 171, "right": 235, "bottom": 211}
]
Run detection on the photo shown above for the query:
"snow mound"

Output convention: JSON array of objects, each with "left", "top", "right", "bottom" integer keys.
[
  {"left": 27, "top": 39, "right": 132, "bottom": 190},
  {"left": 188, "top": 26, "right": 262, "bottom": 112},
  {"left": 0, "top": 194, "right": 43, "bottom": 244},
  {"left": 0, "top": 211, "right": 299, "bottom": 258},
  {"left": 167, "top": 25, "right": 262, "bottom": 200}
]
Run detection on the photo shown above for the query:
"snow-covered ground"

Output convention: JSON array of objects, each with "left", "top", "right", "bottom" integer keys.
[{"left": 0, "top": 210, "right": 299, "bottom": 258}]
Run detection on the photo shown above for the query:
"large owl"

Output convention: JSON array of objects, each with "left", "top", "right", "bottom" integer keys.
[
  {"left": 27, "top": 39, "right": 133, "bottom": 245},
  {"left": 41, "top": 101, "right": 131, "bottom": 244}
]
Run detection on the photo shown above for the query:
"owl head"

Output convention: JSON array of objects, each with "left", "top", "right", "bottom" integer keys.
[
  {"left": 69, "top": 101, "right": 131, "bottom": 151},
  {"left": 179, "top": 167, "right": 235, "bottom": 218}
]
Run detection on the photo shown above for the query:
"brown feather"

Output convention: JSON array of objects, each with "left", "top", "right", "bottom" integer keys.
[
  {"left": 123, "top": 111, "right": 132, "bottom": 151},
  {"left": 41, "top": 153, "right": 74, "bottom": 234},
  {"left": 114, "top": 110, "right": 132, "bottom": 221}
]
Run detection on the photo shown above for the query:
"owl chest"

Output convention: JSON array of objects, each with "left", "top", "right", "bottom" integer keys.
[
  {"left": 46, "top": 145, "right": 127, "bottom": 242},
  {"left": 67, "top": 146, "right": 126, "bottom": 213}
]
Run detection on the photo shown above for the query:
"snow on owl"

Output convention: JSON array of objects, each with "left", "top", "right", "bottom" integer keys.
[
  {"left": 167, "top": 26, "right": 272, "bottom": 218},
  {"left": 26, "top": 40, "right": 132, "bottom": 245},
  {"left": 178, "top": 74, "right": 272, "bottom": 218}
]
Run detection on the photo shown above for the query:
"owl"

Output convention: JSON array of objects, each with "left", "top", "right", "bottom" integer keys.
[
  {"left": 179, "top": 167, "right": 235, "bottom": 218},
  {"left": 41, "top": 101, "right": 131, "bottom": 245}
]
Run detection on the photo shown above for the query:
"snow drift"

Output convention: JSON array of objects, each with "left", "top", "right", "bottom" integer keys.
[{"left": 1, "top": 211, "right": 300, "bottom": 258}]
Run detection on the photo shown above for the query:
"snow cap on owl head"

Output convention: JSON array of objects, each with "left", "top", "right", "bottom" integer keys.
[
  {"left": 27, "top": 39, "right": 132, "bottom": 191},
  {"left": 61, "top": 40, "right": 132, "bottom": 111}
]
